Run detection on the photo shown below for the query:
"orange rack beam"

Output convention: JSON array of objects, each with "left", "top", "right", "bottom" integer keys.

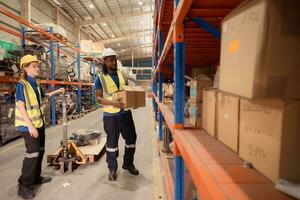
[{"left": 0, "top": 76, "right": 92, "bottom": 87}]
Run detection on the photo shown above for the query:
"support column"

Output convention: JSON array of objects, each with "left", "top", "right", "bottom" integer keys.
[
  {"left": 74, "top": 23, "right": 80, "bottom": 44},
  {"left": 53, "top": 7, "right": 60, "bottom": 25},
  {"left": 158, "top": 29, "right": 164, "bottom": 140},
  {"left": 20, "top": 0, "right": 31, "bottom": 22},
  {"left": 49, "top": 27, "right": 56, "bottom": 126},
  {"left": 76, "top": 43, "right": 81, "bottom": 114},
  {"left": 173, "top": 0, "right": 185, "bottom": 199}
]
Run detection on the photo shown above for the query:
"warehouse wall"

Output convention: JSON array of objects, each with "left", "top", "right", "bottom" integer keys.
[
  {"left": 0, "top": 0, "right": 21, "bottom": 43},
  {"left": 123, "top": 58, "right": 152, "bottom": 67},
  {"left": 0, "top": 0, "right": 88, "bottom": 45}
]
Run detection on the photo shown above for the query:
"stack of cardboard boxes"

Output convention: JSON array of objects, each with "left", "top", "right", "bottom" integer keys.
[
  {"left": 202, "top": 0, "right": 300, "bottom": 184},
  {"left": 187, "top": 76, "right": 212, "bottom": 127}
]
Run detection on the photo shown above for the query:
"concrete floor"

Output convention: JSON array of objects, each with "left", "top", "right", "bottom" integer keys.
[{"left": 0, "top": 100, "right": 164, "bottom": 200}]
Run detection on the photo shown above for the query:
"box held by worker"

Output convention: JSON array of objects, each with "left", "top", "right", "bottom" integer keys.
[{"left": 112, "top": 86, "right": 146, "bottom": 108}]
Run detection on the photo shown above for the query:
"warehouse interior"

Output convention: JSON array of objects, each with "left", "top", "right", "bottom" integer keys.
[{"left": 1, "top": 0, "right": 300, "bottom": 200}]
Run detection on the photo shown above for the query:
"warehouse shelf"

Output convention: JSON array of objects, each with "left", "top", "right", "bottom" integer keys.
[
  {"left": 153, "top": 94, "right": 293, "bottom": 200},
  {"left": 152, "top": 0, "right": 238, "bottom": 81},
  {"left": 0, "top": 6, "right": 96, "bottom": 126},
  {"left": 159, "top": 145, "right": 175, "bottom": 200},
  {"left": 152, "top": 0, "right": 295, "bottom": 200}
]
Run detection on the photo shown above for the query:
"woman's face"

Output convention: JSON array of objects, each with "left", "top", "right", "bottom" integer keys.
[{"left": 24, "top": 62, "right": 40, "bottom": 77}]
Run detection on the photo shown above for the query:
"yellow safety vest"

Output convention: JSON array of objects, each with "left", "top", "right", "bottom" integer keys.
[
  {"left": 15, "top": 80, "right": 45, "bottom": 128},
  {"left": 98, "top": 70, "right": 129, "bottom": 113}
]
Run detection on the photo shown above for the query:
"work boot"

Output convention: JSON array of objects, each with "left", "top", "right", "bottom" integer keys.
[
  {"left": 17, "top": 184, "right": 35, "bottom": 199},
  {"left": 108, "top": 170, "right": 117, "bottom": 181},
  {"left": 122, "top": 165, "right": 139, "bottom": 175},
  {"left": 34, "top": 176, "right": 52, "bottom": 184}
]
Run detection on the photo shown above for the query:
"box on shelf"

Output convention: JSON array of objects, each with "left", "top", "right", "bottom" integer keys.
[
  {"left": 239, "top": 99, "right": 300, "bottom": 183},
  {"left": 112, "top": 86, "right": 145, "bottom": 108},
  {"left": 202, "top": 89, "right": 218, "bottom": 137},
  {"left": 217, "top": 92, "right": 240, "bottom": 152},
  {"left": 186, "top": 102, "right": 202, "bottom": 127},
  {"left": 189, "top": 75, "right": 213, "bottom": 104},
  {"left": 220, "top": 0, "right": 300, "bottom": 99},
  {"left": 163, "top": 83, "right": 174, "bottom": 104}
]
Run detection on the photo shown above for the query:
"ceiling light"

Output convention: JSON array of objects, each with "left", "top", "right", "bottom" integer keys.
[
  {"left": 138, "top": 1, "right": 143, "bottom": 6},
  {"left": 122, "top": 49, "right": 125, "bottom": 52},
  {"left": 103, "top": 23, "right": 107, "bottom": 26},
  {"left": 84, "top": 16, "right": 92, "bottom": 20},
  {"left": 111, "top": 35, "right": 115, "bottom": 38},
  {"left": 118, "top": 43, "right": 121, "bottom": 46},
  {"left": 52, "top": 0, "right": 61, "bottom": 6},
  {"left": 89, "top": 4, "right": 95, "bottom": 8}
]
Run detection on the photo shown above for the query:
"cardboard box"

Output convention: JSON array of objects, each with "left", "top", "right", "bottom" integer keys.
[
  {"left": 190, "top": 77, "right": 213, "bottom": 104},
  {"left": 112, "top": 86, "right": 145, "bottom": 108},
  {"left": 239, "top": 99, "right": 300, "bottom": 183},
  {"left": 202, "top": 89, "right": 217, "bottom": 137},
  {"left": 220, "top": 0, "right": 300, "bottom": 99},
  {"left": 217, "top": 92, "right": 240, "bottom": 152},
  {"left": 187, "top": 103, "right": 202, "bottom": 127}
]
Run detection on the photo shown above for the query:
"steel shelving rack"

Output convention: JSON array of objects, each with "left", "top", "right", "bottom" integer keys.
[
  {"left": 151, "top": 1, "right": 294, "bottom": 200},
  {"left": 0, "top": 6, "right": 94, "bottom": 126}
]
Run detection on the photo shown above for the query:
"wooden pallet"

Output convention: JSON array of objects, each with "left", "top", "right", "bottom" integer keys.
[
  {"left": 77, "top": 137, "right": 106, "bottom": 163},
  {"left": 47, "top": 137, "right": 106, "bottom": 165}
]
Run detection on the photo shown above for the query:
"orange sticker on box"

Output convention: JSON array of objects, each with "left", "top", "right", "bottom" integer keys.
[{"left": 228, "top": 40, "right": 240, "bottom": 53}]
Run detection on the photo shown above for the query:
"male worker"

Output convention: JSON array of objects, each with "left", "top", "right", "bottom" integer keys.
[{"left": 95, "top": 48, "right": 139, "bottom": 181}]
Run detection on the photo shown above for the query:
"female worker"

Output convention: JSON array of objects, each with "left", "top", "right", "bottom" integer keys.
[{"left": 15, "top": 54, "right": 64, "bottom": 199}]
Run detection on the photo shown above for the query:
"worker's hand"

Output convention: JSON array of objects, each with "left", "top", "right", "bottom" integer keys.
[
  {"left": 57, "top": 88, "right": 65, "bottom": 94},
  {"left": 113, "top": 101, "right": 125, "bottom": 109},
  {"left": 28, "top": 124, "right": 39, "bottom": 138}
]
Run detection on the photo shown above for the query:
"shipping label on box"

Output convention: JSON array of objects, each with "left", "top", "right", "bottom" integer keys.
[
  {"left": 217, "top": 92, "right": 240, "bottom": 152},
  {"left": 112, "top": 86, "right": 145, "bottom": 108},
  {"left": 239, "top": 99, "right": 300, "bottom": 183}
]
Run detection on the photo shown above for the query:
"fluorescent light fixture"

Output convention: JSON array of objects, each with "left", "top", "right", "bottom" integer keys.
[
  {"left": 103, "top": 23, "right": 107, "bottom": 26},
  {"left": 118, "top": 43, "right": 121, "bottom": 46},
  {"left": 138, "top": 1, "right": 143, "bottom": 6},
  {"left": 111, "top": 35, "right": 115, "bottom": 38},
  {"left": 52, "top": 0, "right": 61, "bottom": 6},
  {"left": 89, "top": 4, "right": 95, "bottom": 8}
]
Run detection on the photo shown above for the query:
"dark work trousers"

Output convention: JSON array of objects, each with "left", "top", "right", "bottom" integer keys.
[
  {"left": 18, "top": 127, "right": 45, "bottom": 187},
  {"left": 103, "top": 111, "right": 137, "bottom": 171}
]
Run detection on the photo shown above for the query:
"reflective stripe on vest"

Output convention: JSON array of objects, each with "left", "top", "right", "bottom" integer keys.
[
  {"left": 15, "top": 80, "right": 44, "bottom": 128},
  {"left": 98, "top": 70, "right": 129, "bottom": 113}
]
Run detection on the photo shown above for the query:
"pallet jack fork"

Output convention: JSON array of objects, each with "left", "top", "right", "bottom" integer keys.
[{"left": 47, "top": 94, "right": 86, "bottom": 173}]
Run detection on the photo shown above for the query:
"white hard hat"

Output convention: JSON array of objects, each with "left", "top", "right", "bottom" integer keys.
[{"left": 102, "top": 48, "right": 117, "bottom": 59}]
